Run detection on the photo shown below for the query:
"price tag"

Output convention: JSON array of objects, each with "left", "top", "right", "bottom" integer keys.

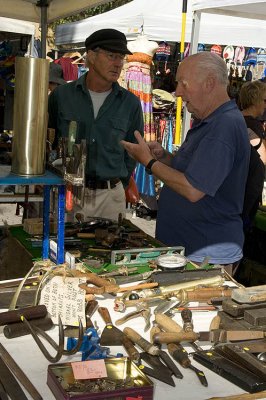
[{"left": 71, "top": 360, "right": 108, "bottom": 380}]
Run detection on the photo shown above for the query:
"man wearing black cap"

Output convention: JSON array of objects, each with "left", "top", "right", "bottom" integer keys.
[{"left": 48, "top": 29, "right": 144, "bottom": 221}]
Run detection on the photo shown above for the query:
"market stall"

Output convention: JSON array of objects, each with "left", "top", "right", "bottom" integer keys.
[{"left": 1, "top": 263, "right": 266, "bottom": 399}]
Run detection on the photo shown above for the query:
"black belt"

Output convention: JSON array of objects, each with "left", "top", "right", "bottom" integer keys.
[{"left": 85, "top": 177, "right": 120, "bottom": 190}]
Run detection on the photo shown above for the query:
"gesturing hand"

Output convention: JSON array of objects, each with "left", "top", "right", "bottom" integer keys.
[{"left": 121, "top": 130, "right": 153, "bottom": 165}]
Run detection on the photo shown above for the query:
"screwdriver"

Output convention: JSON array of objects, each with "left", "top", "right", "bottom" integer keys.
[{"left": 167, "top": 343, "right": 208, "bottom": 387}]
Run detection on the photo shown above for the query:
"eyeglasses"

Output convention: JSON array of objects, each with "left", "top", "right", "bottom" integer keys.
[{"left": 94, "top": 49, "right": 125, "bottom": 62}]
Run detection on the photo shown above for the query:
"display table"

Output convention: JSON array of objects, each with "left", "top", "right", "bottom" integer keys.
[
  {"left": 0, "top": 166, "right": 65, "bottom": 263},
  {"left": 0, "top": 294, "right": 260, "bottom": 400}
]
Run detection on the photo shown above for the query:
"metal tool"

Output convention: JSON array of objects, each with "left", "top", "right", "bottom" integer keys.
[
  {"left": 137, "top": 352, "right": 176, "bottom": 386},
  {"left": 123, "top": 327, "right": 183, "bottom": 380},
  {"left": 181, "top": 308, "right": 194, "bottom": 332},
  {"left": 115, "top": 306, "right": 151, "bottom": 332},
  {"left": 167, "top": 343, "right": 208, "bottom": 386},
  {"left": 21, "top": 315, "right": 83, "bottom": 363},
  {"left": 0, "top": 343, "right": 42, "bottom": 399},
  {"left": 232, "top": 285, "right": 266, "bottom": 304},
  {"left": 98, "top": 307, "right": 124, "bottom": 346},
  {"left": 0, "top": 356, "right": 28, "bottom": 400}
]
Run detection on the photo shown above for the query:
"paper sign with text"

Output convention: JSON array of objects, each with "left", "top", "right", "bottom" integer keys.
[
  {"left": 40, "top": 276, "right": 86, "bottom": 326},
  {"left": 71, "top": 360, "right": 108, "bottom": 380}
]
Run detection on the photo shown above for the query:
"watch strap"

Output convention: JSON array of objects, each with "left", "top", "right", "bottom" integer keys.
[{"left": 145, "top": 159, "right": 157, "bottom": 175}]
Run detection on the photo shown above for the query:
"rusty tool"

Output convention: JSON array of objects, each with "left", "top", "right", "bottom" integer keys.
[
  {"left": 0, "top": 305, "right": 47, "bottom": 326},
  {"left": 21, "top": 315, "right": 84, "bottom": 363},
  {"left": 0, "top": 356, "right": 28, "bottom": 400},
  {"left": 167, "top": 343, "right": 208, "bottom": 387},
  {"left": 3, "top": 315, "right": 54, "bottom": 339},
  {"left": 0, "top": 343, "right": 43, "bottom": 399}
]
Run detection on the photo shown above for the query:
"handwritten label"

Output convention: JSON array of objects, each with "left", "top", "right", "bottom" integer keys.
[
  {"left": 71, "top": 360, "right": 108, "bottom": 380},
  {"left": 40, "top": 276, "right": 86, "bottom": 326}
]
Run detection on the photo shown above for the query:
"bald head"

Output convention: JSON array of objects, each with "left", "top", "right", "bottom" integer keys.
[
  {"left": 181, "top": 52, "right": 229, "bottom": 87},
  {"left": 175, "top": 52, "right": 230, "bottom": 119}
]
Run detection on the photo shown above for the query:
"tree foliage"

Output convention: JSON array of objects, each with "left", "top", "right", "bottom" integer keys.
[{"left": 50, "top": 0, "right": 132, "bottom": 30}]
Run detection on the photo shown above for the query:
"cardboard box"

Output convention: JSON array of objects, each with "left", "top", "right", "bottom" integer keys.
[{"left": 23, "top": 218, "right": 57, "bottom": 235}]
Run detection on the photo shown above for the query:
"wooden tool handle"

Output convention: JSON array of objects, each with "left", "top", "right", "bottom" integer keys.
[
  {"left": 0, "top": 305, "right": 47, "bottom": 326},
  {"left": 155, "top": 313, "right": 183, "bottom": 332},
  {"left": 117, "top": 282, "right": 158, "bottom": 293},
  {"left": 86, "top": 273, "right": 115, "bottom": 288},
  {"left": 150, "top": 324, "right": 162, "bottom": 343},
  {"left": 187, "top": 288, "right": 232, "bottom": 302},
  {"left": 76, "top": 233, "right": 95, "bottom": 238},
  {"left": 98, "top": 307, "right": 112, "bottom": 324},
  {"left": 123, "top": 327, "right": 159, "bottom": 355},
  {"left": 167, "top": 343, "right": 190, "bottom": 368},
  {"left": 122, "top": 335, "right": 140, "bottom": 362},
  {"left": 153, "top": 331, "right": 199, "bottom": 344},
  {"left": 85, "top": 300, "right": 98, "bottom": 317},
  {"left": 209, "top": 314, "right": 221, "bottom": 330}
]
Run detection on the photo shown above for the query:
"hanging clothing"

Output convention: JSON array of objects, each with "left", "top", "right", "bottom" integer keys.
[
  {"left": 125, "top": 52, "right": 156, "bottom": 197},
  {"left": 125, "top": 52, "right": 154, "bottom": 142},
  {"left": 55, "top": 57, "right": 78, "bottom": 81}
]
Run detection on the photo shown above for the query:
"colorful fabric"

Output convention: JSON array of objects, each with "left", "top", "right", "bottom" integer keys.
[
  {"left": 223, "top": 45, "right": 235, "bottom": 61},
  {"left": 244, "top": 47, "right": 257, "bottom": 66},
  {"left": 125, "top": 53, "right": 156, "bottom": 196},
  {"left": 211, "top": 45, "right": 222, "bottom": 56},
  {"left": 234, "top": 46, "right": 246, "bottom": 65},
  {"left": 155, "top": 41, "right": 171, "bottom": 61}
]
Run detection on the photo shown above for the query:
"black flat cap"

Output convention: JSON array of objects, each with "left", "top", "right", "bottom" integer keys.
[{"left": 85, "top": 28, "right": 132, "bottom": 55}]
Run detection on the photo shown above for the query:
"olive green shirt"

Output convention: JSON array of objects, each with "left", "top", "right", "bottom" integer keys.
[{"left": 48, "top": 72, "right": 144, "bottom": 187}]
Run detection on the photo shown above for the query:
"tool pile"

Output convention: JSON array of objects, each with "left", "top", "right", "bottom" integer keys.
[{"left": 2, "top": 243, "right": 266, "bottom": 399}]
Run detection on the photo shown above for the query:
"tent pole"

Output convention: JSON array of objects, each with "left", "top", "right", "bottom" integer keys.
[
  {"left": 181, "top": 10, "right": 202, "bottom": 143},
  {"left": 174, "top": 0, "right": 187, "bottom": 145},
  {"left": 38, "top": 1, "right": 48, "bottom": 58}
]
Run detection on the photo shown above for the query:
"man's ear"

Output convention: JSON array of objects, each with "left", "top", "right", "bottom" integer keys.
[
  {"left": 86, "top": 50, "right": 96, "bottom": 65},
  {"left": 205, "top": 74, "right": 215, "bottom": 92}
]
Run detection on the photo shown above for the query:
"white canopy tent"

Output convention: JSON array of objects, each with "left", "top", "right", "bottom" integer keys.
[
  {"left": 0, "top": 0, "right": 111, "bottom": 57},
  {"left": 0, "top": 17, "right": 36, "bottom": 54},
  {"left": 55, "top": 0, "right": 266, "bottom": 48}
]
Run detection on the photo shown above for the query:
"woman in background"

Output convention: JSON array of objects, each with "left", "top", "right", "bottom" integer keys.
[{"left": 239, "top": 80, "right": 266, "bottom": 164}]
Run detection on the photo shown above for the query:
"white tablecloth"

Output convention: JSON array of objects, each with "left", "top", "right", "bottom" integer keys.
[{"left": 0, "top": 294, "right": 251, "bottom": 400}]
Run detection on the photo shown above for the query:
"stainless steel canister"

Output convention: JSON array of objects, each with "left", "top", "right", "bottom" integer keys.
[{"left": 11, "top": 57, "right": 49, "bottom": 175}]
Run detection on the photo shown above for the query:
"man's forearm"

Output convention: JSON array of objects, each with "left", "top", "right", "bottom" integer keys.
[{"left": 150, "top": 161, "right": 205, "bottom": 202}]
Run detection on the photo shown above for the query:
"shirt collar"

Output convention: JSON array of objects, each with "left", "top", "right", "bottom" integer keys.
[{"left": 76, "top": 72, "right": 123, "bottom": 95}]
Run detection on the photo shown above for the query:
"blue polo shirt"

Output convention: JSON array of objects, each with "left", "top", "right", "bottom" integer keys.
[{"left": 156, "top": 100, "right": 250, "bottom": 264}]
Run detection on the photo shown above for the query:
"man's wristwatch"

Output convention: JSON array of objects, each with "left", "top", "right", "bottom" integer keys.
[{"left": 145, "top": 159, "right": 157, "bottom": 175}]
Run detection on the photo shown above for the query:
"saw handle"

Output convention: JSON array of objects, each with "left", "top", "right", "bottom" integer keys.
[
  {"left": 98, "top": 307, "right": 113, "bottom": 325},
  {"left": 153, "top": 331, "right": 199, "bottom": 344}
]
